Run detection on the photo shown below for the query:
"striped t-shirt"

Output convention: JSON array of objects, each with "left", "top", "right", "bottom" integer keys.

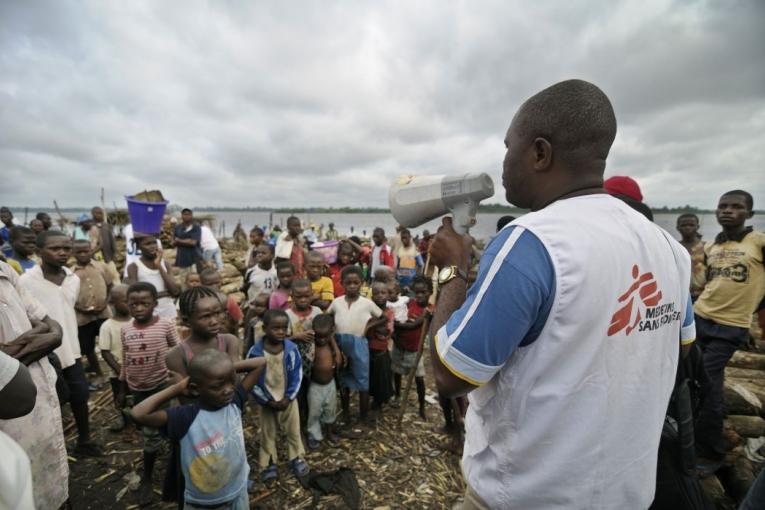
[{"left": 120, "top": 317, "right": 179, "bottom": 391}]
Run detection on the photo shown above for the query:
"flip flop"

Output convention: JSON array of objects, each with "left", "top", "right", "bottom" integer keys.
[
  {"left": 260, "top": 464, "right": 278, "bottom": 483},
  {"left": 290, "top": 458, "right": 310, "bottom": 478}
]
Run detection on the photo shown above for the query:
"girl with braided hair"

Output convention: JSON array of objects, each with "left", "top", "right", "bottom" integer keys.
[{"left": 166, "top": 287, "right": 240, "bottom": 382}]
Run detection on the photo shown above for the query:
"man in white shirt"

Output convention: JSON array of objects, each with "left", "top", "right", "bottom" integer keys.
[
  {"left": 19, "top": 231, "right": 104, "bottom": 457},
  {"left": 429, "top": 80, "right": 694, "bottom": 509},
  {"left": 200, "top": 224, "right": 223, "bottom": 271}
]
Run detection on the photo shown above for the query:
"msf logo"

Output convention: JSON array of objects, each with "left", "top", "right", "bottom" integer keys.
[{"left": 608, "top": 264, "right": 663, "bottom": 336}]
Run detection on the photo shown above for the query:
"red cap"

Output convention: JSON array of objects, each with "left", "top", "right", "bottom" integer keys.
[{"left": 604, "top": 176, "right": 643, "bottom": 202}]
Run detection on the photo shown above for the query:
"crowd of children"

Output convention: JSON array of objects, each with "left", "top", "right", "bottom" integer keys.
[{"left": 0, "top": 209, "right": 451, "bottom": 509}]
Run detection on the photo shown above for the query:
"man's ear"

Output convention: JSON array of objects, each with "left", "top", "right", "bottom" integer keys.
[
  {"left": 188, "top": 381, "right": 200, "bottom": 398},
  {"left": 747, "top": 210, "right": 755, "bottom": 219},
  {"left": 532, "top": 137, "right": 553, "bottom": 171}
]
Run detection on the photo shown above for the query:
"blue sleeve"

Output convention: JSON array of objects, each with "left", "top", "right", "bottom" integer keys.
[
  {"left": 680, "top": 292, "right": 696, "bottom": 346},
  {"left": 435, "top": 226, "right": 555, "bottom": 386},
  {"left": 163, "top": 404, "right": 201, "bottom": 441},
  {"left": 285, "top": 343, "right": 303, "bottom": 401},
  {"left": 192, "top": 225, "right": 202, "bottom": 242},
  {"left": 415, "top": 254, "right": 424, "bottom": 268}
]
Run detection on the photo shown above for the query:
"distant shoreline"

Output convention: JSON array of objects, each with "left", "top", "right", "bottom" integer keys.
[{"left": 8, "top": 205, "right": 748, "bottom": 215}]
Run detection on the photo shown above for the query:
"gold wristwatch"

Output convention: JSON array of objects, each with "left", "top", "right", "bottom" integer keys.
[{"left": 438, "top": 266, "right": 468, "bottom": 285}]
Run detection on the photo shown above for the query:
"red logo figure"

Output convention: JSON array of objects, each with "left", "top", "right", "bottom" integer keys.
[{"left": 608, "top": 264, "right": 663, "bottom": 336}]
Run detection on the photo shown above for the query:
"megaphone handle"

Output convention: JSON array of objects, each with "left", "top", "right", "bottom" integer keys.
[{"left": 450, "top": 201, "right": 477, "bottom": 235}]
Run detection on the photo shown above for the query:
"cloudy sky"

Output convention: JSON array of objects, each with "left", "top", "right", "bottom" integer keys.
[{"left": 1, "top": 0, "right": 763, "bottom": 210}]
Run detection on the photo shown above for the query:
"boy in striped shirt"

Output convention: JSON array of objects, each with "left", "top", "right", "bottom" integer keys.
[{"left": 117, "top": 281, "right": 179, "bottom": 506}]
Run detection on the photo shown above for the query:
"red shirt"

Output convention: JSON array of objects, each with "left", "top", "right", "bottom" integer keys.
[
  {"left": 329, "top": 263, "right": 345, "bottom": 297},
  {"left": 397, "top": 300, "right": 433, "bottom": 352},
  {"left": 368, "top": 308, "right": 394, "bottom": 351}
]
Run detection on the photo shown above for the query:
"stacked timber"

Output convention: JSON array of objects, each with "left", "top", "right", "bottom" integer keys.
[{"left": 712, "top": 347, "right": 765, "bottom": 507}]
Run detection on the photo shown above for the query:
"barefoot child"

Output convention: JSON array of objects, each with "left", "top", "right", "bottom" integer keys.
[
  {"left": 305, "top": 251, "right": 334, "bottom": 310},
  {"left": 368, "top": 282, "right": 395, "bottom": 410},
  {"left": 131, "top": 350, "right": 267, "bottom": 509},
  {"left": 247, "top": 310, "right": 309, "bottom": 482},
  {"left": 118, "top": 282, "right": 179, "bottom": 505},
  {"left": 72, "top": 239, "right": 111, "bottom": 383},
  {"left": 306, "top": 314, "right": 342, "bottom": 449},
  {"left": 286, "top": 279, "right": 322, "bottom": 431},
  {"left": 393, "top": 276, "right": 433, "bottom": 420},
  {"left": 328, "top": 266, "right": 384, "bottom": 425},
  {"left": 268, "top": 262, "right": 295, "bottom": 311},
  {"left": 98, "top": 284, "right": 131, "bottom": 431}
]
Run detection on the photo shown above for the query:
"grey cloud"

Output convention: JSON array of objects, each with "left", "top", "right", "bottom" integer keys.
[{"left": 1, "top": 0, "right": 763, "bottom": 210}]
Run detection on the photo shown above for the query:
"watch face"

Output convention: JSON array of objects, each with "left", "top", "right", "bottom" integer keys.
[{"left": 438, "top": 267, "right": 453, "bottom": 283}]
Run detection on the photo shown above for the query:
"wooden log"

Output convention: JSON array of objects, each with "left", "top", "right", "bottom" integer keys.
[
  {"left": 699, "top": 474, "right": 736, "bottom": 510},
  {"left": 724, "top": 381, "right": 762, "bottom": 416},
  {"left": 717, "top": 453, "right": 756, "bottom": 504},
  {"left": 729, "top": 351, "right": 765, "bottom": 371},
  {"left": 725, "top": 415, "right": 765, "bottom": 437},
  {"left": 726, "top": 367, "right": 765, "bottom": 381}
]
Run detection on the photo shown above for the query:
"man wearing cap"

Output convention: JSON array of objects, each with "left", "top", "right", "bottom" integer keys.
[
  {"left": 428, "top": 80, "right": 694, "bottom": 509},
  {"left": 604, "top": 175, "right": 653, "bottom": 221}
]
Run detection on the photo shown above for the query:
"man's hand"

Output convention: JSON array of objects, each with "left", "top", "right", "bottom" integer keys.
[{"left": 428, "top": 217, "right": 472, "bottom": 271}]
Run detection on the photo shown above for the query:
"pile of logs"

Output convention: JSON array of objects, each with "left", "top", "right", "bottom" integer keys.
[{"left": 703, "top": 348, "right": 765, "bottom": 508}]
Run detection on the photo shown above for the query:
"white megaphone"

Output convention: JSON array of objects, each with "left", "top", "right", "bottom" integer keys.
[{"left": 389, "top": 173, "right": 495, "bottom": 234}]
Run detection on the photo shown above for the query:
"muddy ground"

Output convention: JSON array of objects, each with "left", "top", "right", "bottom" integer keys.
[{"left": 65, "top": 351, "right": 465, "bottom": 510}]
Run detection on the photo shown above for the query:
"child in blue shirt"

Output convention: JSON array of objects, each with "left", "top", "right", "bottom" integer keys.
[
  {"left": 131, "top": 350, "right": 266, "bottom": 509},
  {"left": 247, "top": 309, "right": 309, "bottom": 483}
]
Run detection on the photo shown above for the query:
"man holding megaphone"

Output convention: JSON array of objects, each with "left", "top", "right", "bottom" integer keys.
[{"left": 427, "top": 80, "right": 695, "bottom": 509}]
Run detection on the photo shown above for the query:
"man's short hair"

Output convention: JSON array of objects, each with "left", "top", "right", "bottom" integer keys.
[
  {"left": 35, "top": 212, "right": 48, "bottom": 220},
  {"left": 198, "top": 268, "right": 219, "bottom": 282},
  {"left": 9, "top": 226, "right": 34, "bottom": 242},
  {"left": 514, "top": 79, "right": 617, "bottom": 167},
  {"left": 341, "top": 265, "right": 364, "bottom": 281},
  {"left": 181, "top": 208, "right": 193, "bottom": 214},
  {"left": 35, "top": 230, "right": 68, "bottom": 249},
  {"left": 313, "top": 313, "right": 334, "bottom": 330},
  {"left": 251, "top": 226, "right": 264, "bottom": 235},
  {"left": 677, "top": 213, "right": 699, "bottom": 223},
  {"left": 127, "top": 281, "right": 158, "bottom": 299},
  {"left": 263, "top": 308, "right": 288, "bottom": 327},
  {"left": 286, "top": 216, "right": 300, "bottom": 224},
  {"left": 188, "top": 349, "right": 231, "bottom": 385},
  {"left": 721, "top": 190, "right": 754, "bottom": 211},
  {"left": 496, "top": 215, "right": 516, "bottom": 232},
  {"left": 275, "top": 261, "right": 295, "bottom": 273},
  {"left": 291, "top": 278, "right": 312, "bottom": 290}
]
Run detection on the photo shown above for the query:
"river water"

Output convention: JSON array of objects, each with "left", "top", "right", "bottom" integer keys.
[
  {"left": 59, "top": 208, "right": 764, "bottom": 243},
  {"left": 196, "top": 210, "right": 764, "bottom": 244}
]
